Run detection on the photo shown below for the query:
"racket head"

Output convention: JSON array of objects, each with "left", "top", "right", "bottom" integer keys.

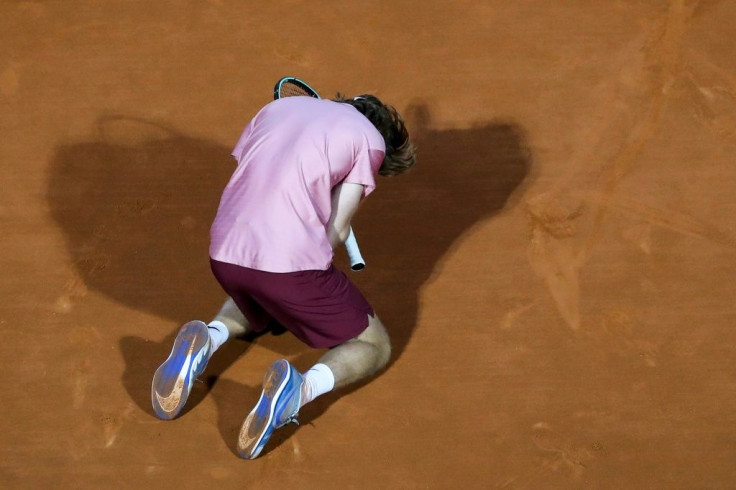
[{"left": 273, "top": 77, "right": 321, "bottom": 100}]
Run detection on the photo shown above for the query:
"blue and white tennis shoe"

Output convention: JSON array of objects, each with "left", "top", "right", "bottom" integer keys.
[
  {"left": 237, "top": 359, "right": 303, "bottom": 459},
  {"left": 151, "top": 320, "right": 211, "bottom": 420}
]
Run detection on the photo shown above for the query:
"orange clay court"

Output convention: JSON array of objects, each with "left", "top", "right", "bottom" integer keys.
[{"left": 2, "top": 1, "right": 736, "bottom": 488}]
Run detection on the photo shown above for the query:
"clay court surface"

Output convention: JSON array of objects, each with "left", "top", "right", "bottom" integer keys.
[{"left": 2, "top": 0, "right": 736, "bottom": 488}]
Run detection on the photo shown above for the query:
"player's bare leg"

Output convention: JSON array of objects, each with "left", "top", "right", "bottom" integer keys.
[
  {"left": 210, "top": 296, "right": 252, "bottom": 337},
  {"left": 315, "top": 313, "right": 391, "bottom": 389}
]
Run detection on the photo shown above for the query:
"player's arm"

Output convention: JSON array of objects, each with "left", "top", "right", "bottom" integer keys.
[{"left": 326, "top": 182, "right": 364, "bottom": 250}]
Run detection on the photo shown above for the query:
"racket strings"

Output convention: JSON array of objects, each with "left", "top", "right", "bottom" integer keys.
[{"left": 278, "top": 81, "right": 318, "bottom": 99}]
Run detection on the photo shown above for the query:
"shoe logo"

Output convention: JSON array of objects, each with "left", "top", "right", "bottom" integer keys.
[{"left": 155, "top": 342, "right": 206, "bottom": 413}]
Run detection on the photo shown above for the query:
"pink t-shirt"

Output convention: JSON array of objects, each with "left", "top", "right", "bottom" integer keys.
[{"left": 209, "top": 97, "right": 386, "bottom": 272}]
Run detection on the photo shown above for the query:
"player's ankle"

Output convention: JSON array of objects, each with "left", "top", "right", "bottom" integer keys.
[
  {"left": 300, "top": 363, "right": 335, "bottom": 407},
  {"left": 207, "top": 320, "right": 229, "bottom": 353}
]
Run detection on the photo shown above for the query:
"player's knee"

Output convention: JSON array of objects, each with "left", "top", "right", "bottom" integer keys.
[{"left": 361, "top": 314, "right": 391, "bottom": 369}]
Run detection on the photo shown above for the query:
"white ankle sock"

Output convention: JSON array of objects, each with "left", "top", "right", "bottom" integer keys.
[
  {"left": 207, "top": 320, "right": 229, "bottom": 353},
  {"left": 301, "top": 363, "right": 335, "bottom": 407}
]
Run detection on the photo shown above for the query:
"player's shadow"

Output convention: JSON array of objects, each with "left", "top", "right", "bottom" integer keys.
[
  {"left": 47, "top": 106, "right": 532, "bottom": 449},
  {"left": 340, "top": 103, "right": 532, "bottom": 367}
]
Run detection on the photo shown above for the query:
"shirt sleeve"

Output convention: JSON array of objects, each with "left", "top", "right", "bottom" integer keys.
[
  {"left": 342, "top": 138, "right": 385, "bottom": 198},
  {"left": 231, "top": 118, "right": 256, "bottom": 162}
]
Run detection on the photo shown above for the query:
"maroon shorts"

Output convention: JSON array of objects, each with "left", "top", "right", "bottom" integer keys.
[{"left": 210, "top": 259, "right": 374, "bottom": 349}]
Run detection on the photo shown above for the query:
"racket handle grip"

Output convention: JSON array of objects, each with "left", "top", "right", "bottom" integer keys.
[{"left": 345, "top": 227, "right": 365, "bottom": 272}]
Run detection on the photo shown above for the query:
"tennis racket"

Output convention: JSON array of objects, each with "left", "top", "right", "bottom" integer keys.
[
  {"left": 273, "top": 76, "right": 320, "bottom": 99},
  {"left": 273, "top": 76, "right": 366, "bottom": 272}
]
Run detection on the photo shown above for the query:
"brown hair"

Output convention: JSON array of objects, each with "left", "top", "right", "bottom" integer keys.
[{"left": 334, "top": 94, "right": 416, "bottom": 176}]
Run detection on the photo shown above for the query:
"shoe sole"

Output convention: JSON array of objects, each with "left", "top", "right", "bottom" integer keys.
[
  {"left": 237, "top": 360, "right": 291, "bottom": 459},
  {"left": 151, "top": 321, "right": 209, "bottom": 420}
]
